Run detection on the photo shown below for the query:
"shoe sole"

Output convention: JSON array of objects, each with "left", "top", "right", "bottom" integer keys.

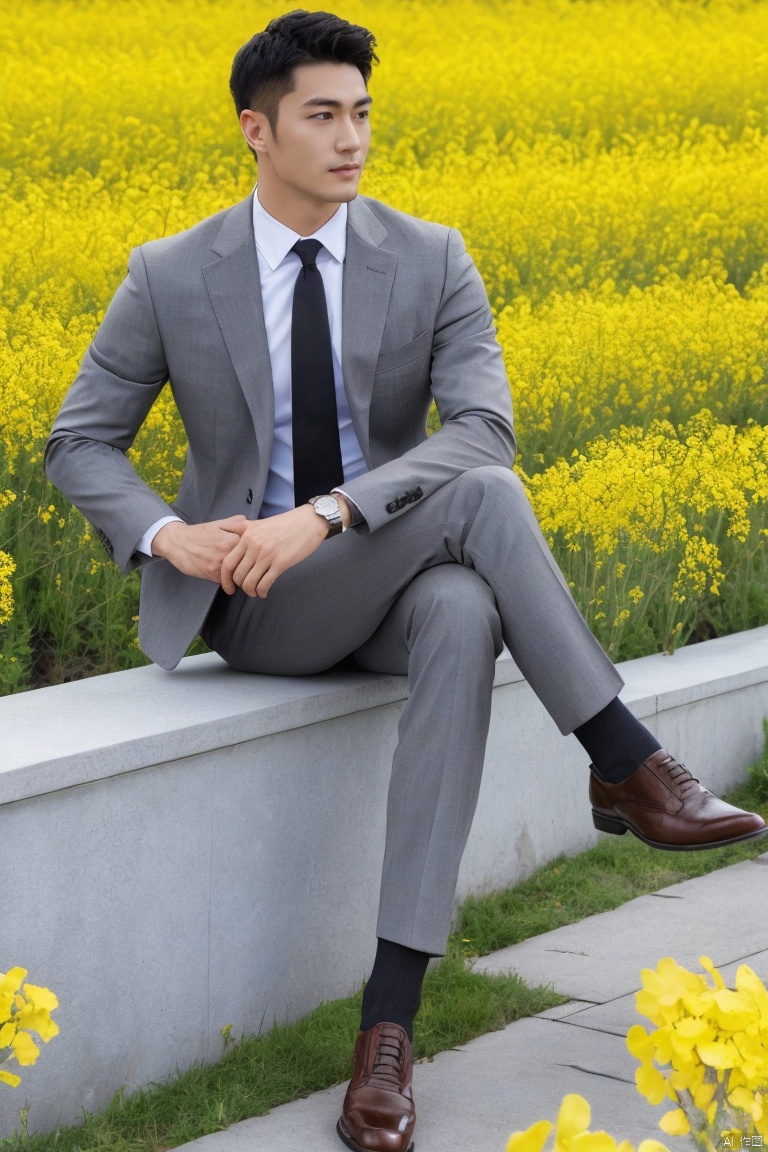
[
  {"left": 337, "top": 1116, "right": 414, "bottom": 1152},
  {"left": 592, "top": 810, "right": 768, "bottom": 851}
]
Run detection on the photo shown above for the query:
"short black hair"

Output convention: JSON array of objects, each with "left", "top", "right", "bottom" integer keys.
[{"left": 230, "top": 9, "right": 378, "bottom": 135}]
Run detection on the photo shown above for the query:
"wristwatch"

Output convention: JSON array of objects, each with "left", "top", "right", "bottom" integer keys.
[{"left": 308, "top": 494, "right": 344, "bottom": 537}]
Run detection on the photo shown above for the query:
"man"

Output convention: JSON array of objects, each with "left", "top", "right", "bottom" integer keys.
[{"left": 45, "top": 11, "right": 766, "bottom": 1152}]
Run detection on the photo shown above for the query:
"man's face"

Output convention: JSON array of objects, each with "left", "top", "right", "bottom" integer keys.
[{"left": 243, "top": 62, "right": 372, "bottom": 210}]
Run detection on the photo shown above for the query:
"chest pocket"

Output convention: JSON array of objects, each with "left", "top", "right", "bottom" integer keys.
[{"left": 375, "top": 329, "right": 432, "bottom": 375}]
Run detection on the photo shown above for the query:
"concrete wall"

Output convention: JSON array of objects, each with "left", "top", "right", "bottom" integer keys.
[{"left": 2, "top": 625, "right": 768, "bottom": 1137}]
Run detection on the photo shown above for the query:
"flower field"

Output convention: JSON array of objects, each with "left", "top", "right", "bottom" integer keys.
[{"left": 2, "top": 0, "right": 768, "bottom": 692}]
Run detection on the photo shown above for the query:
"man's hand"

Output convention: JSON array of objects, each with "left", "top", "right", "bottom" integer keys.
[
  {"left": 151, "top": 516, "right": 248, "bottom": 583},
  {"left": 152, "top": 496, "right": 350, "bottom": 597},
  {"left": 220, "top": 503, "right": 339, "bottom": 598}
]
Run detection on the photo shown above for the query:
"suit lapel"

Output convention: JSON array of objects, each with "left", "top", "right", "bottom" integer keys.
[
  {"left": 202, "top": 195, "right": 275, "bottom": 485},
  {"left": 201, "top": 194, "right": 396, "bottom": 477},
  {"left": 342, "top": 198, "right": 397, "bottom": 464}
]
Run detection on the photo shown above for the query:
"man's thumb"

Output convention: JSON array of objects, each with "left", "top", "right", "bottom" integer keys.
[{"left": 218, "top": 515, "right": 248, "bottom": 531}]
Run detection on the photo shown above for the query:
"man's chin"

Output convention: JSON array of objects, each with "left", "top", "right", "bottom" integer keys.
[
  {"left": 324, "top": 174, "right": 363, "bottom": 201},
  {"left": 325, "top": 182, "right": 361, "bottom": 203}
]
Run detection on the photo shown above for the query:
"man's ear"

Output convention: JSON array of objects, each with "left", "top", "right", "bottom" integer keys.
[{"left": 240, "top": 108, "right": 273, "bottom": 157}]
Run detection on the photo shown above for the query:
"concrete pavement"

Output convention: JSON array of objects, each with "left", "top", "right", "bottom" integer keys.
[{"left": 174, "top": 853, "right": 768, "bottom": 1151}]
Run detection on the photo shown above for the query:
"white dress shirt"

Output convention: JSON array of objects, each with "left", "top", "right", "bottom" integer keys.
[
  {"left": 252, "top": 192, "right": 367, "bottom": 518},
  {"left": 137, "top": 189, "right": 368, "bottom": 555}
]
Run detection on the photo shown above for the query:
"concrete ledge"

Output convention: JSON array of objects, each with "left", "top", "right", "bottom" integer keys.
[
  {"left": 2, "top": 625, "right": 767, "bottom": 1137},
  {"left": 1, "top": 656, "right": 417, "bottom": 805}
]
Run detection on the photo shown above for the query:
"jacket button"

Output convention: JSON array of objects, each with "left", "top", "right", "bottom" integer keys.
[
  {"left": 246, "top": 489, "right": 253, "bottom": 505},
  {"left": 386, "top": 501, "right": 397, "bottom": 514}
]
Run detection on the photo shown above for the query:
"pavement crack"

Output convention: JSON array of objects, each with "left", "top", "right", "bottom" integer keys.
[
  {"left": 714, "top": 947, "right": 768, "bottom": 970},
  {"left": 544, "top": 948, "right": 589, "bottom": 956},
  {"left": 555, "top": 1063, "right": 634, "bottom": 1085},
  {"left": 558, "top": 1020, "right": 628, "bottom": 1038},
  {"left": 649, "top": 892, "right": 684, "bottom": 899}
]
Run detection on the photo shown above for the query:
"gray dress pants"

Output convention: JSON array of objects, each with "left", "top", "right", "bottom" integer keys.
[{"left": 202, "top": 466, "right": 624, "bottom": 956}]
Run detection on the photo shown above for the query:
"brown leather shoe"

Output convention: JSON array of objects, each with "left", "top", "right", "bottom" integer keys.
[
  {"left": 337, "top": 1021, "right": 415, "bottom": 1152},
  {"left": 589, "top": 749, "right": 767, "bottom": 850}
]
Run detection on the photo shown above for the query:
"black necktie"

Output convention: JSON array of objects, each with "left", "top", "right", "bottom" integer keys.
[{"left": 290, "top": 239, "right": 344, "bottom": 506}]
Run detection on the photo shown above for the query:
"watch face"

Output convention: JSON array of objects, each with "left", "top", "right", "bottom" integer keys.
[{"left": 313, "top": 496, "right": 339, "bottom": 515}]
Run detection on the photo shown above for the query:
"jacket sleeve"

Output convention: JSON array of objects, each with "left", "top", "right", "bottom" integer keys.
[
  {"left": 44, "top": 247, "right": 178, "bottom": 573},
  {"left": 337, "top": 226, "right": 516, "bottom": 532}
]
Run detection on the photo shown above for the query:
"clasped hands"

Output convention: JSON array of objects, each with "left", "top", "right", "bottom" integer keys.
[{"left": 152, "top": 496, "right": 350, "bottom": 599}]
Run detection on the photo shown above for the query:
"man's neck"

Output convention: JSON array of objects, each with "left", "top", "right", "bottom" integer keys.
[{"left": 256, "top": 184, "right": 344, "bottom": 237}]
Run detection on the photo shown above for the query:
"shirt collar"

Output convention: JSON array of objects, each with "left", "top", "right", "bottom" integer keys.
[{"left": 252, "top": 188, "right": 347, "bottom": 271}]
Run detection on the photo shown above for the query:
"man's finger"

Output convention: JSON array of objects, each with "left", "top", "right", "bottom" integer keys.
[
  {"left": 238, "top": 550, "right": 275, "bottom": 597},
  {"left": 217, "top": 515, "right": 249, "bottom": 534},
  {"left": 220, "top": 538, "right": 248, "bottom": 594},
  {"left": 237, "top": 552, "right": 279, "bottom": 597},
  {"left": 255, "top": 566, "right": 280, "bottom": 598}
]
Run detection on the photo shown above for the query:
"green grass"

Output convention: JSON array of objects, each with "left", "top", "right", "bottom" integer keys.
[
  {"left": 1, "top": 964, "right": 560, "bottom": 1152},
  {"left": 3, "top": 768, "right": 767, "bottom": 1152}
]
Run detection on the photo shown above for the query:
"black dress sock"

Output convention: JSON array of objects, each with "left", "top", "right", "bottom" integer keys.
[
  {"left": 573, "top": 696, "right": 662, "bottom": 784},
  {"left": 359, "top": 938, "right": 433, "bottom": 1042}
]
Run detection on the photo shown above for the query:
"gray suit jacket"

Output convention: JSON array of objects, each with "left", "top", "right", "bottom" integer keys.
[{"left": 45, "top": 193, "right": 516, "bottom": 669}]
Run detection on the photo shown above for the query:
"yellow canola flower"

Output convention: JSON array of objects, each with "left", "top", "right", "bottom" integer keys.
[
  {"left": 627, "top": 1025, "right": 655, "bottom": 1063},
  {"left": 507, "top": 1119, "right": 553, "bottom": 1152},
  {"left": 693, "top": 1081, "right": 717, "bottom": 1111},
  {"left": 669, "top": 1017, "right": 713, "bottom": 1066},
  {"left": 507, "top": 1094, "right": 670, "bottom": 1152},
  {"left": 15, "top": 983, "right": 59, "bottom": 1044},
  {"left": 636, "top": 1061, "right": 667, "bottom": 1108},
  {"left": 699, "top": 957, "right": 727, "bottom": 991},
  {"left": 658, "top": 1108, "right": 690, "bottom": 1136},
  {"left": 0, "top": 552, "right": 16, "bottom": 627},
  {"left": 729, "top": 1087, "right": 763, "bottom": 1122},
  {"left": 0, "top": 969, "right": 27, "bottom": 1021},
  {"left": 696, "top": 1038, "right": 741, "bottom": 1070},
  {"left": 553, "top": 1093, "right": 591, "bottom": 1145},
  {"left": 9, "top": 1030, "right": 39, "bottom": 1067},
  {"left": 1, "top": 968, "right": 59, "bottom": 1088},
  {"left": 500, "top": 276, "right": 768, "bottom": 466},
  {"left": 635, "top": 958, "right": 711, "bottom": 1027},
  {"left": 668, "top": 1061, "right": 707, "bottom": 1099},
  {"left": 628, "top": 957, "right": 768, "bottom": 1141},
  {"left": 524, "top": 415, "right": 768, "bottom": 561},
  {"left": 711, "top": 988, "right": 760, "bottom": 1033},
  {"left": 735, "top": 967, "right": 768, "bottom": 1023},
  {"left": 521, "top": 413, "right": 768, "bottom": 655}
]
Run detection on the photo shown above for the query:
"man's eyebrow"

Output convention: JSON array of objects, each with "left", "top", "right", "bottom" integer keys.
[{"left": 301, "top": 95, "right": 373, "bottom": 108}]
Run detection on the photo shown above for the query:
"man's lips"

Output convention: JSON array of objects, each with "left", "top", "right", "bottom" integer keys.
[{"left": 330, "top": 164, "right": 359, "bottom": 173}]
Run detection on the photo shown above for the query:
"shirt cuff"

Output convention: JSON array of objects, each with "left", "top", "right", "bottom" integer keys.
[
  {"left": 332, "top": 488, "right": 366, "bottom": 527},
  {"left": 136, "top": 515, "right": 183, "bottom": 557}
]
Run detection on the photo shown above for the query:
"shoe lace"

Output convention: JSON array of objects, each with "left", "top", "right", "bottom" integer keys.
[
  {"left": 666, "top": 757, "right": 701, "bottom": 799},
  {"left": 370, "top": 1026, "right": 406, "bottom": 1088}
]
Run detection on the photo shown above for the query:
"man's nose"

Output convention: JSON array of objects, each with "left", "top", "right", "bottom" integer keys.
[{"left": 335, "top": 118, "right": 361, "bottom": 152}]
